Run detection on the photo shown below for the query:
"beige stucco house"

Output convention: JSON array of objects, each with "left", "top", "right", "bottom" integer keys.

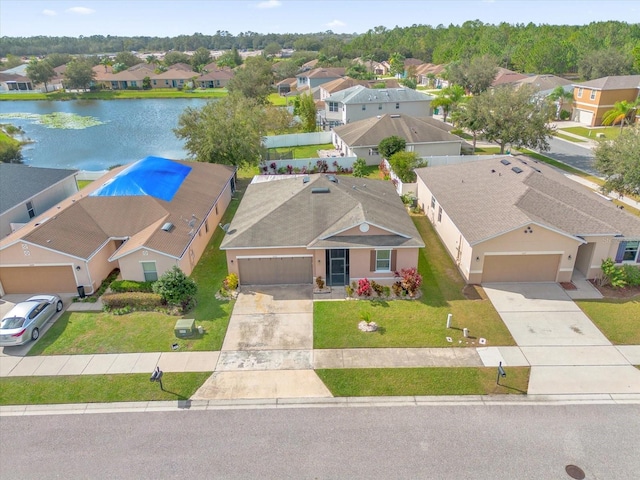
[
  {"left": 0, "top": 157, "right": 236, "bottom": 295},
  {"left": 415, "top": 157, "right": 640, "bottom": 284},
  {"left": 332, "top": 114, "right": 463, "bottom": 165},
  {"left": 220, "top": 174, "right": 424, "bottom": 287},
  {"left": 0, "top": 164, "right": 78, "bottom": 239}
]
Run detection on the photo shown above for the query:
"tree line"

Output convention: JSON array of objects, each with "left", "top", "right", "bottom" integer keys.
[{"left": 3, "top": 21, "right": 639, "bottom": 77}]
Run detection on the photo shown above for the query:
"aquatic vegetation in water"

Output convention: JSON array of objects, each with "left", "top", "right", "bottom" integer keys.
[{"left": 0, "top": 112, "right": 105, "bottom": 129}]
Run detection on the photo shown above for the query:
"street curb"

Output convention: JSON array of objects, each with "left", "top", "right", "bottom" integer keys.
[{"left": 2, "top": 393, "right": 639, "bottom": 417}]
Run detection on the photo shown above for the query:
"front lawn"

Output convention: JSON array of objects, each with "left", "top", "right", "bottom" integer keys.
[
  {"left": 0, "top": 373, "right": 210, "bottom": 405},
  {"left": 317, "top": 367, "right": 530, "bottom": 396},
  {"left": 314, "top": 216, "right": 515, "bottom": 348},
  {"left": 577, "top": 298, "right": 640, "bottom": 344},
  {"left": 560, "top": 126, "right": 621, "bottom": 140},
  {"left": 270, "top": 143, "right": 335, "bottom": 159}
]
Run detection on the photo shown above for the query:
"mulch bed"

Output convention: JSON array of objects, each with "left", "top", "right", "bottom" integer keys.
[
  {"left": 589, "top": 280, "right": 640, "bottom": 299},
  {"left": 560, "top": 282, "right": 577, "bottom": 290}
]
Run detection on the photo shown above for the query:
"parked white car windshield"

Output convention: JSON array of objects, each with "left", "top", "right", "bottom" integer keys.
[{"left": 1, "top": 317, "right": 25, "bottom": 329}]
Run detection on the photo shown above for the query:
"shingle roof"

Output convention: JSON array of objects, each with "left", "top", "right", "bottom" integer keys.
[
  {"left": 515, "top": 74, "right": 572, "bottom": 91},
  {"left": 0, "top": 164, "right": 77, "bottom": 215},
  {"left": 492, "top": 68, "right": 529, "bottom": 87},
  {"left": 3, "top": 159, "right": 235, "bottom": 260},
  {"left": 573, "top": 75, "right": 640, "bottom": 90},
  {"left": 221, "top": 175, "right": 424, "bottom": 250},
  {"left": 333, "top": 114, "right": 458, "bottom": 147},
  {"left": 415, "top": 157, "right": 640, "bottom": 244},
  {"left": 297, "top": 67, "right": 346, "bottom": 79},
  {"left": 325, "top": 85, "right": 433, "bottom": 105}
]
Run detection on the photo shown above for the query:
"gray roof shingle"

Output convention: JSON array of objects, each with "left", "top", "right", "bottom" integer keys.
[
  {"left": 325, "top": 85, "right": 433, "bottom": 105},
  {"left": 573, "top": 75, "right": 640, "bottom": 90},
  {"left": 221, "top": 175, "right": 424, "bottom": 250},
  {"left": 415, "top": 157, "right": 640, "bottom": 244}
]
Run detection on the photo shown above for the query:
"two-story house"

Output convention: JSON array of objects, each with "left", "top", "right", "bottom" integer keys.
[
  {"left": 322, "top": 85, "right": 434, "bottom": 127},
  {"left": 572, "top": 75, "right": 640, "bottom": 127},
  {"left": 296, "top": 67, "right": 346, "bottom": 91}
]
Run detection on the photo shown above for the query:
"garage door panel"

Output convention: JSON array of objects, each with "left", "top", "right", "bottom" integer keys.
[
  {"left": 0, "top": 266, "right": 77, "bottom": 294},
  {"left": 482, "top": 255, "right": 560, "bottom": 283},
  {"left": 238, "top": 257, "right": 313, "bottom": 285}
]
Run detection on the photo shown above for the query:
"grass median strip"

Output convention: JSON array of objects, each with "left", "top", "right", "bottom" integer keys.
[
  {"left": 316, "top": 367, "right": 530, "bottom": 396},
  {"left": 0, "top": 372, "right": 211, "bottom": 405},
  {"left": 576, "top": 298, "right": 640, "bottom": 344}
]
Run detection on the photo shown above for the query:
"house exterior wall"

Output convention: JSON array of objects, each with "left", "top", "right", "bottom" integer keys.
[
  {"left": 334, "top": 138, "right": 460, "bottom": 166},
  {"left": 85, "top": 240, "right": 120, "bottom": 293},
  {"left": 325, "top": 99, "right": 432, "bottom": 125},
  {"left": 118, "top": 250, "right": 180, "bottom": 282},
  {"left": 0, "top": 175, "right": 78, "bottom": 238},
  {"left": 573, "top": 87, "right": 640, "bottom": 126},
  {"left": 336, "top": 224, "right": 391, "bottom": 236},
  {"left": 349, "top": 248, "right": 419, "bottom": 285}
]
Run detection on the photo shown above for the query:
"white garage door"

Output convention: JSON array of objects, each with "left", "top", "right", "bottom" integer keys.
[
  {"left": 238, "top": 257, "right": 313, "bottom": 285},
  {"left": 482, "top": 255, "right": 561, "bottom": 283},
  {"left": 576, "top": 109, "right": 594, "bottom": 126}
]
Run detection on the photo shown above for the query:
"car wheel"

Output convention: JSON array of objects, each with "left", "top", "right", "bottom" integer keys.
[
  {"left": 56, "top": 300, "right": 63, "bottom": 312},
  {"left": 31, "top": 328, "right": 39, "bottom": 341}
]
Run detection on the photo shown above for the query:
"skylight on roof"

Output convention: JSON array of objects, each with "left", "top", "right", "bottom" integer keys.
[
  {"left": 512, "top": 167, "right": 523, "bottom": 174},
  {"left": 500, "top": 159, "right": 511, "bottom": 166}
]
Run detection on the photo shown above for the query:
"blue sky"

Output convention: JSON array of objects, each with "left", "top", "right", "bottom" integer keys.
[{"left": 1, "top": 0, "right": 638, "bottom": 37}]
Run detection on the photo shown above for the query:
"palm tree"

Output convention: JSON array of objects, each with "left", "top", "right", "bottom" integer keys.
[
  {"left": 548, "top": 86, "right": 574, "bottom": 120},
  {"left": 432, "top": 85, "right": 466, "bottom": 123},
  {"left": 99, "top": 56, "right": 112, "bottom": 73},
  {"left": 602, "top": 99, "right": 640, "bottom": 131}
]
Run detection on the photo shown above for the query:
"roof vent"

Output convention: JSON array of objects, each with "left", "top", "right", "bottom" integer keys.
[
  {"left": 511, "top": 167, "right": 523, "bottom": 174},
  {"left": 302, "top": 175, "right": 310, "bottom": 184},
  {"left": 390, "top": 114, "right": 401, "bottom": 118},
  {"left": 161, "top": 222, "right": 175, "bottom": 232},
  {"left": 325, "top": 175, "right": 338, "bottom": 183},
  {"left": 500, "top": 159, "right": 511, "bottom": 166},
  {"left": 311, "top": 187, "right": 330, "bottom": 194}
]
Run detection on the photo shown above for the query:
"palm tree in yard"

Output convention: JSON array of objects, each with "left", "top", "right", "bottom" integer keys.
[
  {"left": 432, "top": 85, "right": 466, "bottom": 123},
  {"left": 548, "top": 86, "right": 574, "bottom": 120},
  {"left": 602, "top": 99, "right": 640, "bottom": 131}
]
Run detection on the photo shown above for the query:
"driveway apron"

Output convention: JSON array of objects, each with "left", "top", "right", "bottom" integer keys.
[
  {"left": 193, "top": 286, "right": 331, "bottom": 400},
  {"left": 483, "top": 282, "right": 640, "bottom": 395}
]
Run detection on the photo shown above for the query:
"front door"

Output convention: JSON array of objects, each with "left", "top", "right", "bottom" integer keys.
[{"left": 326, "top": 249, "right": 349, "bottom": 286}]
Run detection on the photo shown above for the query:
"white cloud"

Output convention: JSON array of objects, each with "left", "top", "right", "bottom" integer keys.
[
  {"left": 66, "top": 6, "right": 96, "bottom": 15},
  {"left": 256, "top": 0, "right": 281, "bottom": 8},
  {"left": 42, "top": 9, "right": 57, "bottom": 16},
  {"left": 326, "top": 19, "right": 346, "bottom": 28}
]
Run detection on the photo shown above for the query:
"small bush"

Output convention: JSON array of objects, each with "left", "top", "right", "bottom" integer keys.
[
  {"left": 223, "top": 273, "right": 239, "bottom": 291},
  {"left": 392, "top": 281, "right": 403, "bottom": 297},
  {"left": 102, "top": 292, "right": 163, "bottom": 310},
  {"left": 153, "top": 266, "right": 198, "bottom": 312},
  {"left": 110, "top": 279, "right": 154, "bottom": 293},
  {"left": 382, "top": 285, "right": 391, "bottom": 297},
  {"left": 396, "top": 267, "right": 423, "bottom": 297},
  {"left": 316, "top": 276, "right": 325, "bottom": 290},
  {"left": 622, "top": 264, "right": 640, "bottom": 287},
  {"left": 600, "top": 258, "right": 626, "bottom": 288},
  {"left": 357, "top": 278, "right": 372, "bottom": 297},
  {"left": 345, "top": 284, "right": 354, "bottom": 297},
  {"left": 370, "top": 280, "right": 384, "bottom": 297},
  {"left": 559, "top": 109, "right": 571, "bottom": 120},
  {"left": 352, "top": 158, "right": 368, "bottom": 178}
]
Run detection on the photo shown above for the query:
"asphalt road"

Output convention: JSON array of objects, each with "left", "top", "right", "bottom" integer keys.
[
  {"left": 1, "top": 404, "right": 639, "bottom": 479},
  {"left": 536, "top": 137, "right": 598, "bottom": 176}
]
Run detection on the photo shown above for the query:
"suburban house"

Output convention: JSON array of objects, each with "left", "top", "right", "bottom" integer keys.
[
  {"left": 152, "top": 67, "right": 198, "bottom": 88},
  {"left": 492, "top": 67, "right": 529, "bottom": 87},
  {"left": 352, "top": 57, "right": 390, "bottom": 76},
  {"left": 415, "top": 156, "right": 640, "bottom": 284},
  {"left": 276, "top": 77, "right": 297, "bottom": 95},
  {"left": 572, "top": 75, "right": 640, "bottom": 127},
  {"left": 322, "top": 85, "right": 434, "bottom": 127},
  {"left": 296, "top": 67, "right": 346, "bottom": 90},
  {"left": 197, "top": 67, "right": 234, "bottom": 88},
  {"left": 0, "top": 157, "right": 236, "bottom": 295},
  {"left": 515, "top": 74, "right": 572, "bottom": 94},
  {"left": 332, "top": 114, "right": 463, "bottom": 165},
  {"left": 415, "top": 63, "right": 446, "bottom": 88},
  {"left": 319, "top": 77, "right": 400, "bottom": 102},
  {"left": 220, "top": 174, "right": 424, "bottom": 287},
  {"left": 0, "top": 72, "right": 34, "bottom": 92},
  {"left": 0, "top": 164, "right": 78, "bottom": 239}
]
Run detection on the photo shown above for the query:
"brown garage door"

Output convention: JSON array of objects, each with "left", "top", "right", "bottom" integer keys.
[
  {"left": 238, "top": 257, "right": 313, "bottom": 285},
  {"left": 482, "top": 254, "right": 561, "bottom": 283},
  {"left": 0, "top": 266, "right": 77, "bottom": 294}
]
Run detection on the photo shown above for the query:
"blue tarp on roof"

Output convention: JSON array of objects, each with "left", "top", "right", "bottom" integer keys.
[{"left": 90, "top": 156, "right": 192, "bottom": 202}]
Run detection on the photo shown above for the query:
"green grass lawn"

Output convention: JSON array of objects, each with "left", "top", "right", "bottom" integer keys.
[
  {"left": 560, "top": 126, "right": 621, "bottom": 140},
  {"left": 317, "top": 367, "right": 530, "bottom": 396},
  {"left": 554, "top": 132, "right": 586, "bottom": 143},
  {"left": 0, "top": 89, "right": 228, "bottom": 101},
  {"left": 0, "top": 129, "right": 21, "bottom": 147},
  {"left": 0, "top": 373, "right": 211, "bottom": 405},
  {"left": 473, "top": 146, "right": 503, "bottom": 154},
  {"left": 270, "top": 143, "right": 335, "bottom": 159},
  {"left": 576, "top": 297, "right": 640, "bottom": 344},
  {"left": 77, "top": 180, "right": 93, "bottom": 189},
  {"left": 314, "top": 215, "right": 515, "bottom": 349},
  {"left": 268, "top": 92, "right": 288, "bottom": 106}
]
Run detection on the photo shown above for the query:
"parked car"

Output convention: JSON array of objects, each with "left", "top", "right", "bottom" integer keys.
[{"left": 0, "top": 295, "right": 63, "bottom": 347}]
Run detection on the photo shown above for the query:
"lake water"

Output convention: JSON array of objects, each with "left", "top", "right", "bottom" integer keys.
[{"left": 0, "top": 99, "right": 210, "bottom": 171}]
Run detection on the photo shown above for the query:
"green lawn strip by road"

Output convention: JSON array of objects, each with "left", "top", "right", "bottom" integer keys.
[
  {"left": 0, "top": 89, "right": 228, "bottom": 101},
  {"left": 554, "top": 132, "right": 586, "bottom": 143},
  {"left": 317, "top": 367, "right": 530, "bottom": 396},
  {"left": 0, "top": 372, "right": 211, "bottom": 405},
  {"left": 560, "top": 126, "right": 621, "bottom": 140},
  {"left": 314, "top": 216, "right": 514, "bottom": 349},
  {"left": 28, "top": 178, "right": 248, "bottom": 356},
  {"left": 576, "top": 298, "right": 640, "bottom": 344}
]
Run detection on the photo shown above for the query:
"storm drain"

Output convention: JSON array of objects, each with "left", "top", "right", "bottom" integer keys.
[{"left": 565, "top": 465, "right": 586, "bottom": 480}]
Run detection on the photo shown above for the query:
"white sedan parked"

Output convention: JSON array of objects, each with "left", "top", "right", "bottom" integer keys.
[{"left": 0, "top": 295, "right": 63, "bottom": 346}]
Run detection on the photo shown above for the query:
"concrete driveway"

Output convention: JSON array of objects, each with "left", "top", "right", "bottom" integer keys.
[
  {"left": 194, "top": 285, "right": 331, "bottom": 400},
  {"left": 483, "top": 283, "right": 640, "bottom": 395}
]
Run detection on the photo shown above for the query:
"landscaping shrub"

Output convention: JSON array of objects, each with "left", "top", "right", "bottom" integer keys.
[
  {"left": 559, "top": 109, "right": 571, "bottom": 120},
  {"left": 392, "top": 281, "right": 404, "bottom": 297},
  {"left": 316, "top": 276, "right": 325, "bottom": 290},
  {"left": 370, "top": 280, "right": 384, "bottom": 297},
  {"left": 109, "top": 279, "right": 154, "bottom": 293},
  {"left": 357, "top": 278, "right": 373, "bottom": 297},
  {"left": 345, "top": 284, "right": 354, "bottom": 297},
  {"left": 382, "top": 285, "right": 391, "bottom": 297},
  {"left": 600, "top": 258, "right": 626, "bottom": 288},
  {"left": 102, "top": 292, "right": 163, "bottom": 310},
  {"left": 396, "top": 267, "right": 423, "bottom": 297},
  {"left": 223, "top": 273, "right": 239, "bottom": 291},
  {"left": 152, "top": 266, "right": 198, "bottom": 312},
  {"left": 622, "top": 264, "right": 640, "bottom": 287},
  {"left": 352, "top": 158, "right": 367, "bottom": 178}
]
